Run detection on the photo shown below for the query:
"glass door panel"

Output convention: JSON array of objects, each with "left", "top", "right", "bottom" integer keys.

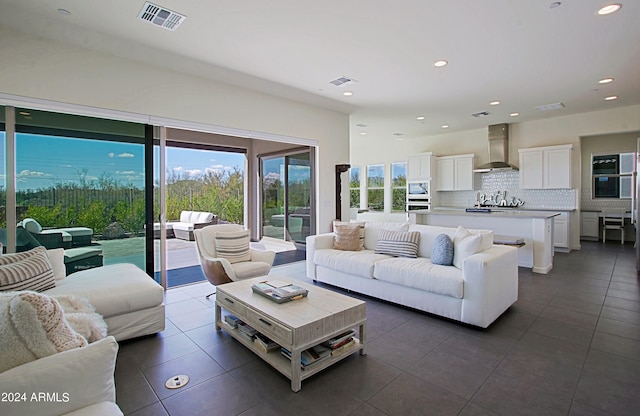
[
  {"left": 287, "top": 152, "right": 311, "bottom": 243},
  {"left": 260, "top": 150, "right": 314, "bottom": 243},
  {"left": 262, "top": 156, "right": 286, "bottom": 240}
]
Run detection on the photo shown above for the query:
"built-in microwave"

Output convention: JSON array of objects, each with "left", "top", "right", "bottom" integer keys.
[
  {"left": 407, "top": 201, "right": 431, "bottom": 211},
  {"left": 407, "top": 181, "right": 430, "bottom": 199}
]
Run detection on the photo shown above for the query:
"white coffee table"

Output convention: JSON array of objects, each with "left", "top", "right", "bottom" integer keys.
[{"left": 215, "top": 276, "right": 367, "bottom": 392}]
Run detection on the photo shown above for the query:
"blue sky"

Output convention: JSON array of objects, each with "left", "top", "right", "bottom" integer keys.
[{"left": 0, "top": 133, "right": 246, "bottom": 190}]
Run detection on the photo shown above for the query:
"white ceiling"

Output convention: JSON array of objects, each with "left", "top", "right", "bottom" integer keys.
[{"left": 1, "top": 0, "right": 638, "bottom": 139}]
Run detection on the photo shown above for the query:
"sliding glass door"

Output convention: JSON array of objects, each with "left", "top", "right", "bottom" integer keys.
[
  {"left": 260, "top": 149, "right": 314, "bottom": 244},
  {"left": 1, "top": 107, "right": 148, "bottom": 273}
]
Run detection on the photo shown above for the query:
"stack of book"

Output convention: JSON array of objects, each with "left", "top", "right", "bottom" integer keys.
[
  {"left": 281, "top": 344, "right": 332, "bottom": 370},
  {"left": 224, "top": 314, "right": 243, "bottom": 329},
  {"left": 238, "top": 323, "right": 257, "bottom": 341},
  {"left": 253, "top": 333, "right": 280, "bottom": 353},
  {"left": 323, "top": 329, "right": 357, "bottom": 356},
  {"left": 252, "top": 280, "right": 309, "bottom": 303}
]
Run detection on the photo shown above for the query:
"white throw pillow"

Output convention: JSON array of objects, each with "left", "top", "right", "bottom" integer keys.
[
  {"left": 215, "top": 229, "right": 251, "bottom": 264},
  {"left": 452, "top": 226, "right": 482, "bottom": 269},
  {"left": 46, "top": 248, "right": 67, "bottom": 280}
]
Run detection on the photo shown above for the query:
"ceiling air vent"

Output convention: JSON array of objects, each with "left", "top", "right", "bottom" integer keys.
[
  {"left": 330, "top": 76, "right": 357, "bottom": 87},
  {"left": 138, "top": 2, "right": 186, "bottom": 31},
  {"left": 471, "top": 111, "right": 491, "bottom": 118},
  {"left": 535, "top": 102, "right": 565, "bottom": 112}
]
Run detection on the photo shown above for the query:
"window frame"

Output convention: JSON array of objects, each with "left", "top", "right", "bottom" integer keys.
[
  {"left": 591, "top": 152, "right": 634, "bottom": 200},
  {"left": 391, "top": 161, "right": 407, "bottom": 212},
  {"left": 349, "top": 166, "right": 361, "bottom": 209},
  {"left": 366, "top": 163, "right": 385, "bottom": 212}
]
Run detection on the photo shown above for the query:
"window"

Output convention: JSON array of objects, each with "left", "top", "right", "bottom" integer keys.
[
  {"left": 391, "top": 162, "right": 406, "bottom": 211},
  {"left": 349, "top": 166, "right": 360, "bottom": 208},
  {"left": 592, "top": 153, "right": 634, "bottom": 199},
  {"left": 367, "top": 164, "right": 384, "bottom": 211}
]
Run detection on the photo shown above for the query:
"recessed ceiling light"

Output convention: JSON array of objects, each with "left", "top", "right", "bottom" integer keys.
[
  {"left": 343, "top": 91, "right": 353, "bottom": 96},
  {"left": 441, "top": 125, "right": 449, "bottom": 129},
  {"left": 490, "top": 101, "right": 501, "bottom": 106},
  {"left": 597, "top": 4, "right": 622, "bottom": 15},
  {"left": 416, "top": 116, "right": 425, "bottom": 121},
  {"left": 510, "top": 112, "right": 520, "bottom": 117},
  {"left": 598, "top": 77, "right": 614, "bottom": 84},
  {"left": 57, "top": 8, "right": 71, "bottom": 16},
  {"left": 360, "top": 132, "right": 367, "bottom": 135},
  {"left": 433, "top": 60, "right": 448, "bottom": 67},
  {"left": 605, "top": 95, "right": 618, "bottom": 101}
]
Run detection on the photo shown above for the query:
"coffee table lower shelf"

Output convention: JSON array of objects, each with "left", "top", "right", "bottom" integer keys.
[{"left": 216, "top": 319, "right": 365, "bottom": 392}]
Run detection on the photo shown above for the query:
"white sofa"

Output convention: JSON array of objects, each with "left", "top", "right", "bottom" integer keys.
[
  {"left": 170, "top": 210, "right": 217, "bottom": 240},
  {"left": 0, "top": 249, "right": 165, "bottom": 416},
  {"left": 306, "top": 222, "right": 519, "bottom": 328},
  {"left": 44, "top": 259, "right": 165, "bottom": 342},
  {"left": 0, "top": 336, "right": 122, "bottom": 416}
]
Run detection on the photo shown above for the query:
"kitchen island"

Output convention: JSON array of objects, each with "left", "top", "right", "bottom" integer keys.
[{"left": 409, "top": 208, "right": 561, "bottom": 274}]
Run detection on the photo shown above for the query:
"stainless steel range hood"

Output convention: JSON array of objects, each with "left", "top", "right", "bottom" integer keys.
[{"left": 473, "top": 124, "right": 519, "bottom": 172}]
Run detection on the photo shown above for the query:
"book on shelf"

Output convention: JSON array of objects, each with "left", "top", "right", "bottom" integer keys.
[
  {"left": 224, "top": 314, "right": 243, "bottom": 329},
  {"left": 323, "top": 329, "right": 356, "bottom": 348},
  {"left": 331, "top": 338, "right": 358, "bottom": 356},
  {"left": 281, "top": 344, "right": 332, "bottom": 369},
  {"left": 251, "top": 280, "right": 309, "bottom": 304},
  {"left": 238, "top": 323, "right": 257, "bottom": 339},
  {"left": 253, "top": 332, "right": 280, "bottom": 353}
]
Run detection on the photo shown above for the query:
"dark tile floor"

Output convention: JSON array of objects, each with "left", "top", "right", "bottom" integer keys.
[{"left": 115, "top": 241, "right": 640, "bottom": 416}]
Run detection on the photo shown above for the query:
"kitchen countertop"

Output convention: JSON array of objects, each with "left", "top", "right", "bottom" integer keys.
[{"left": 412, "top": 208, "right": 562, "bottom": 219}]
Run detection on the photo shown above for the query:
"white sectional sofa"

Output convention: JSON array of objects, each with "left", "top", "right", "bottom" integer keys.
[
  {"left": 170, "top": 210, "right": 217, "bottom": 240},
  {"left": 306, "top": 222, "right": 519, "bottom": 328},
  {"left": 0, "top": 248, "right": 165, "bottom": 415}
]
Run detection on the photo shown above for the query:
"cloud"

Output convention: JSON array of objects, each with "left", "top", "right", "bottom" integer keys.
[
  {"left": 108, "top": 153, "right": 115, "bottom": 158},
  {"left": 116, "top": 170, "right": 137, "bottom": 175},
  {"left": 17, "top": 169, "right": 52, "bottom": 178},
  {"left": 172, "top": 166, "right": 184, "bottom": 172},
  {"left": 185, "top": 169, "right": 202, "bottom": 176},
  {"left": 117, "top": 152, "right": 135, "bottom": 158}
]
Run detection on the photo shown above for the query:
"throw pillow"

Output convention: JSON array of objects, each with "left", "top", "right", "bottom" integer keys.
[
  {"left": 452, "top": 226, "right": 482, "bottom": 269},
  {"left": 374, "top": 229, "right": 420, "bottom": 258},
  {"left": 431, "top": 233, "right": 454, "bottom": 266},
  {"left": 46, "top": 248, "right": 67, "bottom": 280},
  {"left": 215, "top": 229, "right": 251, "bottom": 264},
  {"left": 333, "top": 221, "right": 365, "bottom": 251},
  {"left": 0, "top": 291, "right": 87, "bottom": 373},
  {"left": 0, "top": 246, "right": 56, "bottom": 292}
]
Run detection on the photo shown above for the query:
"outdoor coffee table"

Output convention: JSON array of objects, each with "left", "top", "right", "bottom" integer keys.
[{"left": 215, "top": 276, "right": 367, "bottom": 392}]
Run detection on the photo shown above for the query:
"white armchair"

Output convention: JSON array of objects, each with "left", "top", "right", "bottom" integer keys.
[{"left": 194, "top": 224, "right": 275, "bottom": 298}]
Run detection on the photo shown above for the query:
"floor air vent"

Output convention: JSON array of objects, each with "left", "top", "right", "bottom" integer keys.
[{"left": 138, "top": 2, "right": 186, "bottom": 31}]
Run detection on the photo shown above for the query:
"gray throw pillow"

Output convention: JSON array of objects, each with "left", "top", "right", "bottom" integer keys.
[{"left": 431, "top": 233, "right": 454, "bottom": 266}]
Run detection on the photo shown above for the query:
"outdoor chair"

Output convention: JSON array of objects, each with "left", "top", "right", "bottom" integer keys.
[
  {"left": 21, "top": 218, "right": 94, "bottom": 248},
  {"left": 194, "top": 224, "right": 275, "bottom": 299}
]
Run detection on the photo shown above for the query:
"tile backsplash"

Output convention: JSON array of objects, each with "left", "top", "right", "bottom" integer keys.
[{"left": 438, "top": 170, "right": 577, "bottom": 210}]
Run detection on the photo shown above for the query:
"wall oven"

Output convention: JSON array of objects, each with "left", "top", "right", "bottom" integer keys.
[{"left": 407, "top": 181, "right": 430, "bottom": 199}]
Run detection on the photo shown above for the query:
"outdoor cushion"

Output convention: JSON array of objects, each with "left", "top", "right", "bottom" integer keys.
[
  {"left": 373, "top": 257, "right": 464, "bottom": 298},
  {"left": 39, "top": 229, "right": 73, "bottom": 242}
]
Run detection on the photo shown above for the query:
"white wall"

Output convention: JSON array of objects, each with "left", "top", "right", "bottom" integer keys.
[{"left": 0, "top": 26, "right": 349, "bottom": 234}]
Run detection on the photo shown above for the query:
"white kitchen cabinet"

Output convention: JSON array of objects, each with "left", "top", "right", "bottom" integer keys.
[
  {"left": 519, "top": 144, "right": 573, "bottom": 189},
  {"left": 553, "top": 212, "right": 570, "bottom": 251},
  {"left": 581, "top": 211, "right": 600, "bottom": 239},
  {"left": 436, "top": 154, "right": 475, "bottom": 191},
  {"left": 407, "top": 152, "right": 438, "bottom": 181}
]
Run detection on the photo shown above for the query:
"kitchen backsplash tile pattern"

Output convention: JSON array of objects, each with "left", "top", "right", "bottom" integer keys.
[
  {"left": 580, "top": 188, "right": 631, "bottom": 211},
  {"left": 439, "top": 170, "right": 577, "bottom": 210}
]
